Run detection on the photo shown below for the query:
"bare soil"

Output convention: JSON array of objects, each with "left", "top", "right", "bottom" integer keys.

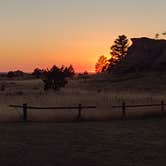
[{"left": 0, "top": 118, "right": 166, "bottom": 166}]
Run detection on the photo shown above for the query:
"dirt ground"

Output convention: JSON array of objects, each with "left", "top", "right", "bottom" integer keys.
[{"left": 0, "top": 118, "right": 166, "bottom": 166}]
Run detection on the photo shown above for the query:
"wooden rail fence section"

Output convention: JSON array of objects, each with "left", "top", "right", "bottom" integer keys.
[
  {"left": 10, "top": 100, "right": 165, "bottom": 122},
  {"left": 112, "top": 100, "right": 165, "bottom": 119},
  {"left": 9, "top": 104, "right": 96, "bottom": 122}
]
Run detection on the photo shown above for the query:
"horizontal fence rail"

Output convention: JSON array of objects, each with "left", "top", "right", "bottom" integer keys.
[
  {"left": 112, "top": 104, "right": 166, "bottom": 108},
  {"left": 112, "top": 101, "right": 165, "bottom": 119},
  {"left": 10, "top": 105, "right": 96, "bottom": 110},
  {"left": 9, "top": 104, "right": 96, "bottom": 122}
]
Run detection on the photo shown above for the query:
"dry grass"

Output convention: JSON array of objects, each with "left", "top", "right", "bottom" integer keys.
[{"left": 0, "top": 73, "right": 166, "bottom": 122}]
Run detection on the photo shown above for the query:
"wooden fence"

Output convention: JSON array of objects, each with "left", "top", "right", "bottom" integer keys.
[
  {"left": 112, "top": 100, "right": 165, "bottom": 119},
  {"left": 9, "top": 104, "right": 96, "bottom": 122},
  {"left": 9, "top": 100, "right": 166, "bottom": 122}
]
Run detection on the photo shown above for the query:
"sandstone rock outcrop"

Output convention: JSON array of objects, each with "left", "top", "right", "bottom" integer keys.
[{"left": 118, "top": 37, "right": 166, "bottom": 73}]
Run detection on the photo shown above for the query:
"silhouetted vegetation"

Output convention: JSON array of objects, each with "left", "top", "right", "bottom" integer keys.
[
  {"left": 94, "top": 35, "right": 129, "bottom": 73},
  {"left": 95, "top": 55, "right": 109, "bottom": 73},
  {"left": 154, "top": 31, "right": 166, "bottom": 39},
  {"left": 62, "top": 64, "right": 75, "bottom": 78},
  {"left": 111, "top": 37, "right": 166, "bottom": 73},
  {"left": 155, "top": 33, "right": 160, "bottom": 39},
  {"left": 7, "top": 70, "right": 24, "bottom": 78},
  {"left": 32, "top": 68, "right": 43, "bottom": 78},
  {"left": 40, "top": 65, "right": 75, "bottom": 91},
  {"left": 78, "top": 71, "right": 89, "bottom": 82},
  {"left": 107, "top": 35, "right": 129, "bottom": 71},
  {"left": 162, "top": 31, "right": 166, "bottom": 36},
  {"left": 42, "top": 66, "right": 67, "bottom": 91}
]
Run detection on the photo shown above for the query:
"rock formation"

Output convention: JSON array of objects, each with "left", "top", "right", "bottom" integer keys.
[{"left": 117, "top": 37, "right": 166, "bottom": 73}]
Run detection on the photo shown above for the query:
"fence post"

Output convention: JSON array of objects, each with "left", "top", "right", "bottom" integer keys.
[
  {"left": 161, "top": 100, "right": 164, "bottom": 114},
  {"left": 23, "top": 103, "right": 28, "bottom": 122},
  {"left": 122, "top": 102, "right": 126, "bottom": 120},
  {"left": 77, "top": 104, "right": 82, "bottom": 121}
]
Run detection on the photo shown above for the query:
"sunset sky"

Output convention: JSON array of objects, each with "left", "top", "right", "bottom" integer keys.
[{"left": 0, "top": 0, "right": 165, "bottom": 72}]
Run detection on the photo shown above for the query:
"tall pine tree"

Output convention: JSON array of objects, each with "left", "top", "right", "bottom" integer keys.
[{"left": 108, "top": 35, "right": 129, "bottom": 71}]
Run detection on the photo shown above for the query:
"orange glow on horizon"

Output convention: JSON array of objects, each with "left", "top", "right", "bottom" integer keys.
[
  {"left": 0, "top": 34, "right": 112, "bottom": 73},
  {"left": 0, "top": 0, "right": 165, "bottom": 73}
]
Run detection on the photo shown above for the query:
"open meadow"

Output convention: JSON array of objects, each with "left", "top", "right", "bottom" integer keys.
[{"left": 0, "top": 73, "right": 166, "bottom": 122}]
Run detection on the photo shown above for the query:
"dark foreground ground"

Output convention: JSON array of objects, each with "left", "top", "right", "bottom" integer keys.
[{"left": 0, "top": 118, "right": 166, "bottom": 166}]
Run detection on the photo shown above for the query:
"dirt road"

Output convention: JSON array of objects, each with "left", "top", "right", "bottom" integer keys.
[{"left": 0, "top": 118, "right": 165, "bottom": 166}]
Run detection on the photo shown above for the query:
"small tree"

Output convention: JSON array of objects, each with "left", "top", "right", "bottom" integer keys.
[
  {"left": 108, "top": 35, "right": 129, "bottom": 71},
  {"left": 63, "top": 65, "right": 75, "bottom": 78},
  {"left": 32, "top": 68, "right": 43, "bottom": 78},
  {"left": 155, "top": 33, "right": 160, "bottom": 39},
  {"left": 7, "top": 70, "right": 24, "bottom": 77},
  {"left": 162, "top": 31, "right": 166, "bottom": 35},
  {"left": 42, "top": 65, "right": 68, "bottom": 91},
  {"left": 7, "top": 71, "right": 15, "bottom": 78},
  {"left": 162, "top": 31, "right": 166, "bottom": 38},
  {"left": 95, "top": 55, "right": 109, "bottom": 73}
]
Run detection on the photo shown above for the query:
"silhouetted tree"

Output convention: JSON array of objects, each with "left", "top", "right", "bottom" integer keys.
[
  {"left": 32, "top": 68, "right": 43, "bottom": 78},
  {"left": 108, "top": 35, "right": 129, "bottom": 71},
  {"left": 155, "top": 33, "right": 160, "bottom": 39},
  {"left": 78, "top": 71, "right": 89, "bottom": 81},
  {"left": 83, "top": 71, "right": 89, "bottom": 82},
  {"left": 7, "top": 70, "right": 24, "bottom": 77},
  {"left": 42, "top": 65, "right": 73, "bottom": 91},
  {"left": 95, "top": 55, "right": 109, "bottom": 73},
  {"left": 63, "top": 65, "right": 75, "bottom": 78},
  {"left": 162, "top": 31, "right": 166, "bottom": 35},
  {"left": 162, "top": 31, "right": 166, "bottom": 37},
  {"left": 83, "top": 71, "right": 88, "bottom": 75},
  {"left": 7, "top": 71, "right": 15, "bottom": 78}
]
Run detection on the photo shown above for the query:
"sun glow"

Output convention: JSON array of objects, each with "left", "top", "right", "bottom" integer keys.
[{"left": 0, "top": 0, "right": 165, "bottom": 73}]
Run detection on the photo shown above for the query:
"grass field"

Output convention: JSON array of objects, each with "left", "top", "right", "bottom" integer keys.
[{"left": 0, "top": 73, "right": 166, "bottom": 122}]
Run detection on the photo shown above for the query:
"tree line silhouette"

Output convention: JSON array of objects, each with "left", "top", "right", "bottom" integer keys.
[{"left": 3, "top": 65, "right": 75, "bottom": 91}]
